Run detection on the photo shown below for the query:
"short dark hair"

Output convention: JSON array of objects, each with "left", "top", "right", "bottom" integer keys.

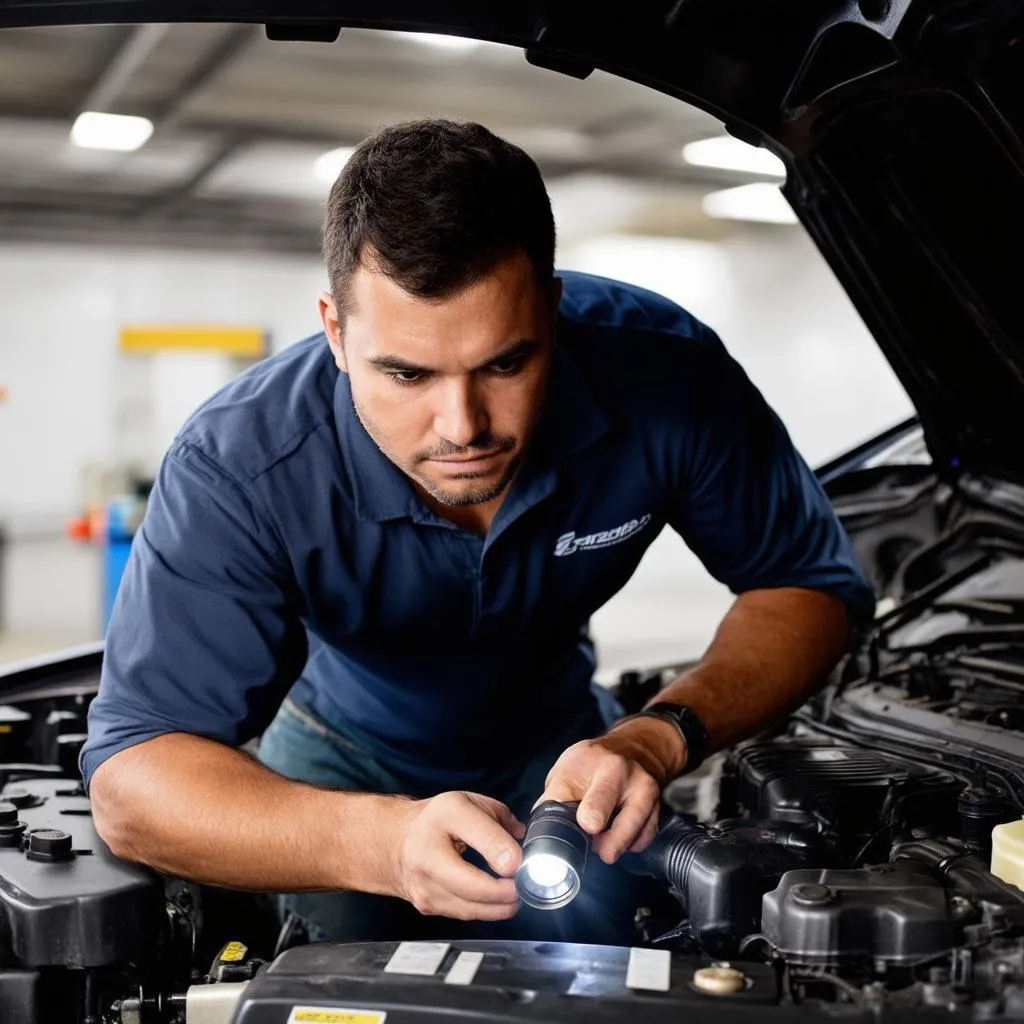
[{"left": 322, "top": 118, "right": 556, "bottom": 312}]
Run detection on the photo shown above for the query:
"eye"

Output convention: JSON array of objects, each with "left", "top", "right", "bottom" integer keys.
[
  {"left": 389, "top": 370, "right": 425, "bottom": 385},
  {"left": 489, "top": 355, "right": 525, "bottom": 375}
]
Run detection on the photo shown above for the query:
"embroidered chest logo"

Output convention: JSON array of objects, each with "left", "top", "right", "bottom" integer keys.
[{"left": 554, "top": 513, "right": 653, "bottom": 557}]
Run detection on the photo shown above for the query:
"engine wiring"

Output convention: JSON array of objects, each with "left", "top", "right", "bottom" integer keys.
[
  {"left": 815, "top": 480, "right": 1024, "bottom": 815},
  {"left": 788, "top": 968, "right": 866, "bottom": 1006}
]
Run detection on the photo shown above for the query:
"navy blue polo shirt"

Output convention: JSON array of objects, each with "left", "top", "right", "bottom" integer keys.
[{"left": 81, "top": 272, "right": 873, "bottom": 792}]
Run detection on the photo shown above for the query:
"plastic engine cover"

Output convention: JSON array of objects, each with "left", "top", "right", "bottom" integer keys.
[
  {"left": 762, "top": 866, "right": 956, "bottom": 965},
  {"left": 727, "top": 738, "right": 959, "bottom": 841},
  {"left": 0, "top": 778, "right": 163, "bottom": 967},
  {"left": 232, "top": 940, "right": 780, "bottom": 1023}
]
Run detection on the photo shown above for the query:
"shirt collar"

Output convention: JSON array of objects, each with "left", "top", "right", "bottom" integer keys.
[{"left": 333, "top": 328, "right": 609, "bottom": 525}]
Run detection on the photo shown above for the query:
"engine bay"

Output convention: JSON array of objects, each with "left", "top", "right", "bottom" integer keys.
[{"left": 7, "top": 454, "right": 1024, "bottom": 1022}]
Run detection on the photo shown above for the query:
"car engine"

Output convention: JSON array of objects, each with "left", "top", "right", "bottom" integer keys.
[{"left": 6, "top": 457, "right": 1024, "bottom": 1022}]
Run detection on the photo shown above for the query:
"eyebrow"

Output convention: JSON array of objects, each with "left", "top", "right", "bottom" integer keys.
[{"left": 367, "top": 338, "right": 540, "bottom": 375}]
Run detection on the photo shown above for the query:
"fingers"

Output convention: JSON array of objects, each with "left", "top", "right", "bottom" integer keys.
[
  {"left": 399, "top": 792, "right": 525, "bottom": 921},
  {"left": 484, "top": 796, "right": 527, "bottom": 842},
  {"left": 404, "top": 842, "right": 520, "bottom": 920},
  {"left": 426, "top": 893, "right": 521, "bottom": 922},
  {"left": 592, "top": 771, "right": 660, "bottom": 862},
  {"left": 535, "top": 776, "right": 577, "bottom": 809},
  {"left": 576, "top": 760, "right": 627, "bottom": 835},
  {"left": 535, "top": 741, "right": 592, "bottom": 810},
  {"left": 537, "top": 738, "right": 664, "bottom": 865},
  {"left": 421, "top": 839, "right": 521, "bottom": 905},
  {"left": 451, "top": 794, "right": 524, "bottom": 876},
  {"left": 628, "top": 801, "right": 661, "bottom": 854}
]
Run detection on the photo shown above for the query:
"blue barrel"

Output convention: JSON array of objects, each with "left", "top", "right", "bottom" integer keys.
[{"left": 103, "top": 497, "right": 142, "bottom": 631}]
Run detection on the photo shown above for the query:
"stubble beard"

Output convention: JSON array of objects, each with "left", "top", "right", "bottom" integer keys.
[
  {"left": 351, "top": 395, "right": 520, "bottom": 507},
  {"left": 418, "top": 458, "right": 520, "bottom": 507}
]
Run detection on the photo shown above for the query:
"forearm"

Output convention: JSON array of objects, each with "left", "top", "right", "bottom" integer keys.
[
  {"left": 665, "top": 587, "right": 849, "bottom": 747},
  {"left": 610, "top": 587, "right": 851, "bottom": 780},
  {"left": 89, "top": 732, "right": 408, "bottom": 893}
]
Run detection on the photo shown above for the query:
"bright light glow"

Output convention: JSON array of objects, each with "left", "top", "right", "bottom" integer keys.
[
  {"left": 393, "top": 31, "right": 483, "bottom": 50},
  {"left": 525, "top": 854, "right": 569, "bottom": 888},
  {"left": 701, "top": 183, "right": 798, "bottom": 225},
  {"left": 314, "top": 146, "right": 356, "bottom": 184},
  {"left": 683, "top": 136, "right": 786, "bottom": 179},
  {"left": 70, "top": 111, "right": 154, "bottom": 152}
]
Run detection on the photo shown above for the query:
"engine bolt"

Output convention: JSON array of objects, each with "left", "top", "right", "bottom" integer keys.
[
  {"left": 951, "top": 896, "right": 972, "bottom": 916},
  {"left": 693, "top": 966, "right": 746, "bottom": 995}
]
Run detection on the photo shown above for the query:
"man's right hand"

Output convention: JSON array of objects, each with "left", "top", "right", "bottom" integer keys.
[
  {"left": 387, "top": 791, "right": 525, "bottom": 920},
  {"left": 90, "top": 735, "right": 526, "bottom": 915}
]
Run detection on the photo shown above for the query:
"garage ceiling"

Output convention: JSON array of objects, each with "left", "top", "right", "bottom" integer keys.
[{"left": 0, "top": 23, "right": 771, "bottom": 253}]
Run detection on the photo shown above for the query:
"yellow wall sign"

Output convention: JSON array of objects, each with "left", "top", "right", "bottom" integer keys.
[
  {"left": 119, "top": 324, "right": 266, "bottom": 357},
  {"left": 286, "top": 1009, "right": 386, "bottom": 1024}
]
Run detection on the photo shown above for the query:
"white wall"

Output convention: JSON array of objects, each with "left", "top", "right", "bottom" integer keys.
[
  {"left": 561, "top": 230, "right": 911, "bottom": 465},
  {"left": 0, "top": 243, "right": 324, "bottom": 643},
  {"left": 0, "top": 243, "right": 326, "bottom": 527},
  {"left": 560, "top": 230, "right": 913, "bottom": 677},
  {"left": 0, "top": 231, "right": 913, "bottom": 662}
]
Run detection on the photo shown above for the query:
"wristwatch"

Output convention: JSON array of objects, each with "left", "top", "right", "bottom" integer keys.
[{"left": 626, "top": 701, "right": 710, "bottom": 773}]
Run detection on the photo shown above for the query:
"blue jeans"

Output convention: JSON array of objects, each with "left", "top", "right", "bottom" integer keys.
[{"left": 257, "top": 689, "right": 650, "bottom": 945}]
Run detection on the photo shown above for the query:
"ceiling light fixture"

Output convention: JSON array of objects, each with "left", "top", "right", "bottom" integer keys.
[
  {"left": 701, "top": 183, "right": 799, "bottom": 225},
  {"left": 70, "top": 111, "right": 154, "bottom": 152},
  {"left": 313, "top": 146, "right": 356, "bottom": 184},
  {"left": 393, "top": 31, "right": 484, "bottom": 50},
  {"left": 683, "top": 136, "right": 786, "bottom": 179}
]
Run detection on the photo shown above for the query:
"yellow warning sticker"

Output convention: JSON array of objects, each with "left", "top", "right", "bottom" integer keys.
[
  {"left": 218, "top": 941, "right": 247, "bottom": 963},
  {"left": 0, "top": 725, "right": 12, "bottom": 734},
  {"left": 286, "top": 1008, "right": 386, "bottom": 1024}
]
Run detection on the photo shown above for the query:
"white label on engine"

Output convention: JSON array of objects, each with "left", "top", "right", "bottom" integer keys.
[
  {"left": 383, "top": 941, "right": 450, "bottom": 976},
  {"left": 445, "top": 950, "right": 485, "bottom": 985},
  {"left": 626, "top": 947, "right": 671, "bottom": 992},
  {"left": 808, "top": 749, "right": 848, "bottom": 761}
]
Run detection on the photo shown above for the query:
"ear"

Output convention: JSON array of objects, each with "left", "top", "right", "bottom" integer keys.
[{"left": 318, "top": 291, "right": 347, "bottom": 372}]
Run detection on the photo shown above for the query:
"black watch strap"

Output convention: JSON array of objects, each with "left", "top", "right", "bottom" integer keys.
[{"left": 630, "top": 702, "right": 710, "bottom": 773}]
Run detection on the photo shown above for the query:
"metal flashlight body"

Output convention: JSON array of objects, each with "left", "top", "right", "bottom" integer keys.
[{"left": 515, "top": 800, "right": 590, "bottom": 910}]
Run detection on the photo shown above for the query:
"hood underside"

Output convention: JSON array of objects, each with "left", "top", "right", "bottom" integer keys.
[{"left": 3, "top": 0, "right": 1024, "bottom": 480}]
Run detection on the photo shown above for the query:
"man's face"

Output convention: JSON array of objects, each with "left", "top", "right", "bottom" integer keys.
[{"left": 320, "top": 251, "right": 558, "bottom": 509}]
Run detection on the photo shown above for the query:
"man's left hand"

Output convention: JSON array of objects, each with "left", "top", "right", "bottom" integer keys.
[{"left": 537, "top": 718, "right": 686, "bottom": 864}]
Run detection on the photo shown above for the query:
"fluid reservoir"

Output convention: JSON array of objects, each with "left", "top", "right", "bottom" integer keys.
[{"left": 990, "top": 819, "right": 1024, "bottom": 889}]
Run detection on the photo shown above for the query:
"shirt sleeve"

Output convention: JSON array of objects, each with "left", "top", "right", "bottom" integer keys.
[
  {"left": 667, "top": 328, "right": 875, "bottom": 619},
  {"left": 80, "top": 440, "right": 308, "bottom": 792}
]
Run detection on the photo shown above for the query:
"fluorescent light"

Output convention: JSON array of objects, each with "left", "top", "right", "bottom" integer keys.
[
  {"left": 314, "top": 146, "right": 356, "bottom": 184},
  {"left": 701, "top": 183, "right": 798, "bottom": 225},
  {"left": 393, "top": 31, "right": 483, "bottom": 50},
  {"left": 70, "top": 111, "right": 153, "bottom": 152},
  {"left": 683, "top": 135, "right": 786, "bottom": 179}
]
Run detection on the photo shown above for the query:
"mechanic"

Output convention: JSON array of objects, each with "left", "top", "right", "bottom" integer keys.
[{"left": 82, "top": 118, "right": 874, "bottom": 946}]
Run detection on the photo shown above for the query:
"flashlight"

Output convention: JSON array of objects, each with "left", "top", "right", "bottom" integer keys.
[{"left": 515, "top": 800, "right": 589, "bottom": 910}]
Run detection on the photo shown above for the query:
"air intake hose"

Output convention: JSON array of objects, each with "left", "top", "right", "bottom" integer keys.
[
  {"left": 891, "top": 838, "right": 1024, "bottom": 906},
  {"left": 642, "top": 816, "right": 818, "bottom": 956}
]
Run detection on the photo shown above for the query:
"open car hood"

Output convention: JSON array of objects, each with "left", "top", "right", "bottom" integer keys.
[{"left": 3, "top": 0, "right": 1024, "bottom": 482}]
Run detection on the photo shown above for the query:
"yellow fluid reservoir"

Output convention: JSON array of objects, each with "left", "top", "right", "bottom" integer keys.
[{"left": 990, "top": 819, "right": 1024, "bottom": 889}]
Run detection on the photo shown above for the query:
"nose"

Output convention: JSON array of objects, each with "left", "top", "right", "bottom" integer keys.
[{"left": 434, "top": 376, "right": 488, "bottom": 448}]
